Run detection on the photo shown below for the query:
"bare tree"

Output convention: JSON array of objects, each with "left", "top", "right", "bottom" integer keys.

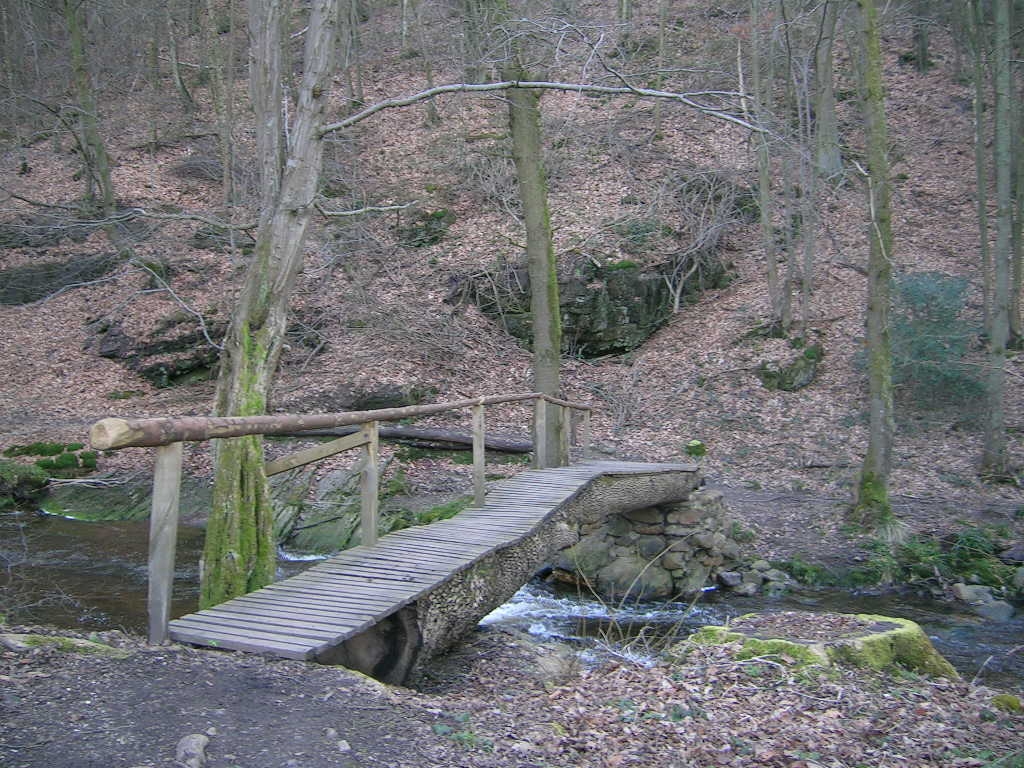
[
  {"left": 980, "top": 0, "right": 1013, "bottom": 480},
  {"left": 852, "top": 0, "right": 896, "bottom": 525},
  {"left": 202, "top": 0, "right": 341, "bottom": 608}
]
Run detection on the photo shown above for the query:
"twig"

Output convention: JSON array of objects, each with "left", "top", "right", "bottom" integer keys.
[{"left": 131, "top": 260, "right": 224, "bottom": 351}]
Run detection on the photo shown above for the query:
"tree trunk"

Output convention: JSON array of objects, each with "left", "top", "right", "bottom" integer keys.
[
  {"left": 247, "top": 0, "right": 285, "bottom": 218},
  {"left": 853, "top": 0, "right": 896, "bottom": 524},
  {"left": 64, "top": 0, "right": 115, "bottom": 218},
  {"left": 981, "top": 0, "right": 1012, "bottom": 478},
  {"left": 166, "top": 5, "right": 196, "bottom": 113},
  {"left": 202, "top": 0, "right": 340, "bottom": 609},
  {"left": 913, "top": 0, "right": 930, "bottom": 72},
  {"left": 750, "top": 0, "right": 785, "bottom": 334},
  {"left": 506, "top": 80, "right": 566, "bottom": 468},
  {"left": 814, "top": 0, "right": 842, "bottom": 178},
  {"left": 969, "top": 0, "right": 992, "bottom": 329}
]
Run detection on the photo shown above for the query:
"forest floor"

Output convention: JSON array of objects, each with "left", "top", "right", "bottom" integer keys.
[
  {"left": 2, "top": 3, "right": 1024, "bottom": 766},
  {"left": 2, "top": 621, "right": 1023, "bottom": 768}
]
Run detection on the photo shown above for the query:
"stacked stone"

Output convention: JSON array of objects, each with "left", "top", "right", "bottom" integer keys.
[{"left": 555, "top": 489, "right": 741, "bottom": 600}]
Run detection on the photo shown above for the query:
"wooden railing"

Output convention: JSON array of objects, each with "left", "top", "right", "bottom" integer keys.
[{"left": 89, "top": 392, "right": 593, "bottom": 644}]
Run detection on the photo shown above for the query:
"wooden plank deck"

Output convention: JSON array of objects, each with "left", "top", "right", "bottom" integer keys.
[{"left": 167, "top": 460, "right": 696, "bottom": 660}]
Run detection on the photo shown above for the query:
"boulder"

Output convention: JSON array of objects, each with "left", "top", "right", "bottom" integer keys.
[
  {"left": 756, "top": 344, "right": 824, "bottom": 392},
  {"left": 678, "top": 612, "right": 958, "bottom": 679},
  {"left": 596, "top": 554, "right": 674, "bottom": 600},
  {"left": 999, "top": 543, "right": 1024, "bottom": 565},
  {"left": 952, "top": 582, "right": 1016, "bottom": 622}
]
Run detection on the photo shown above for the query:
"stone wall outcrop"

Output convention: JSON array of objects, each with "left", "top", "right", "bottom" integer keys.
[{"left": 555, "top": 488, "right": 741, "bottom": 600}]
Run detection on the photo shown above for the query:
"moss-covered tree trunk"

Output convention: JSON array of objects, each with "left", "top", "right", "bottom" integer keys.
[
  {"left": 506, "top": 79, "right": 566, "bottom": 468},
  {"left": 201, "top": 0, "right": 340, "bottom": 609},
  {"left": 853, "top": 0, "right": 896, "bottom": 523},
  {"left": 981, "top": 0, "right": 1012, "bottom": 478}
]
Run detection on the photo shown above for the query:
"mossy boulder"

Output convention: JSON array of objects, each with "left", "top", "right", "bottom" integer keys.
[
  {"left": 0, "top": 460, "right": 49, "bottom": 509},
  {"left": 679, "top": 611, "right": 958, "bottom": 679},
  {"left": 757, "top": 344, "right": 824, "bottom": 391}
]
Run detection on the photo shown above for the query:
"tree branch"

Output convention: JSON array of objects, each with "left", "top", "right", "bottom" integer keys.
[
  {"left": 313, "top": 199, "right": 418, "bottom": 218},
  {"left": 320, "top": 80, "right": 761, "bottom": 137}
]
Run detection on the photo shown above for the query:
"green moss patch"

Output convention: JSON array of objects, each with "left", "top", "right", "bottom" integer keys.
[
  {"left": 0, "top": 459, "right": 49, "bottom": 510},
  {"left": 1, "top": 633, "right": 132, "bottom": 658}
]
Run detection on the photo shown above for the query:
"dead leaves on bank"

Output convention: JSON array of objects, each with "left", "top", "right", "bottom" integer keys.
[{"left": 417, "top": 635, "right": 1024, "bottom": 768}]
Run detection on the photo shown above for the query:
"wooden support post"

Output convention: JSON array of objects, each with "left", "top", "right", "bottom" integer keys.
[
  {"left": 581, "top": 409, "right": 592, "bottom": 459},
  {"left": 558, "top": 405, "right": 571, "bottom": 466},
  {"left": 148, "top": 441, "right": 183, "bottom": 645},
  {"left": 472, "top": 404, "right": 486, "bottom": 506},
  {"left": 533, "top": 397, "right": 548, "bottom": 469},
  {"left": 360, "top": 421, "right": 380, "bottom": 546}
]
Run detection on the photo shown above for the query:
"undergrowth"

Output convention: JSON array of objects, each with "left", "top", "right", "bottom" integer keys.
[{"left": 848, "top": 525, "right": 1015, "bottom": 590}]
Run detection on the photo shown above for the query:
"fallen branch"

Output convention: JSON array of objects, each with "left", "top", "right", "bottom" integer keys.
[
  {"left": 320, "top": 80, "right": 759, "bottom": 137},
  {"left": 280, "top": 425, "right": 532, "bottom": 453}
]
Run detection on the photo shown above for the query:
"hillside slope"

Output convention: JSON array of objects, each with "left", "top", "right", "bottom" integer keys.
[{"left": 0, "top": 1, "right": 1020, "bottom": 531}]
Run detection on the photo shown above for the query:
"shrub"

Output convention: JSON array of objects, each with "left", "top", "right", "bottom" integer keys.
[
  {"left": 891, "top": 272, "right": 985, "bottom": 409},
  {"left": 397, "top": 208, "right": 455, "bottom": 248}
]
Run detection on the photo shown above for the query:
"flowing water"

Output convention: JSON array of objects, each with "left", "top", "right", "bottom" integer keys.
[
  {"left": 482, "top": 581, "right": 1024, "bottom": 690},
  {"left": 3, "top": 511, "right": 1021, "bottom": 691}
]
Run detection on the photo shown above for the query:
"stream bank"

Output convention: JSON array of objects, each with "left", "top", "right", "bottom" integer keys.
[{"left": 2, "top": 508, "right": 1021, "bottom": 691}]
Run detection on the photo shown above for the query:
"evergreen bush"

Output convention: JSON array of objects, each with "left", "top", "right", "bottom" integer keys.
[{"left": 891, "top": 272, "right": 985, "bottom": 409}]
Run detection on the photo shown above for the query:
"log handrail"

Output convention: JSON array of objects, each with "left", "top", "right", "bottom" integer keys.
[
  {"left": 91, "top": 392, "right": 594, "bottom": 645},
  {"left": 90, "top": 392, "right": 592, "bottom": 449}
]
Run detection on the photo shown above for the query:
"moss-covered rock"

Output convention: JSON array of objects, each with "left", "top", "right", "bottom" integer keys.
[
  {"left": 40, "top": 473, "right": 212, "bottom": 522},
  {"left": 679, "top": 612, "right": 958, "bottom": 679},
  {"left": 992, "top": 694, "right": 1022, "bottom": 714},
  {"left": 756, "top": 344, "right": 824, "bottom": 392},
  {"left": 0, "top": 633, "right": 133, "bottom": 658},
  {"left": 0, "top": 459, "right": 49, "bottom": 509}
]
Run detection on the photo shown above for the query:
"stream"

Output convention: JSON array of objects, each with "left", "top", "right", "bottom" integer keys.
[{"left": 2, "top": 511, "right": 1021, "bottom": 691}]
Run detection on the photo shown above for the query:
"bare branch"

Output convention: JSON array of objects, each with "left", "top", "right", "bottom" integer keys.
[
  {"left": 313, "top": 199, "right": 419, "bottom": 218},
  {"left": 128, "top": 207, "right": 258, "bottom": 232},
  {"left": 131, "top": 260, "right": 224, "bottom": 351},
  {"left": 321, "top": 80, "right": 761, "bottom": 137}
]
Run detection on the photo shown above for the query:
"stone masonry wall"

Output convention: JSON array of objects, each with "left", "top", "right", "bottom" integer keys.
[{"left": 554, "top": 488, "right": 740, "bottom": 599}]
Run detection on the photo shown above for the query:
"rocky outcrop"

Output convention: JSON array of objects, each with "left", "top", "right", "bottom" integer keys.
[
  {"left": 452, "top": 259, "right": 677, "bottom": 358},
  {"left": 89, "top": 314, "right": 224, "bottom": 387},
  {"left": 0, "top": 252, "right": 121, "bottom": 305}
]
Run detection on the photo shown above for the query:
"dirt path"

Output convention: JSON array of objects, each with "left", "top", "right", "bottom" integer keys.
[{"left": 2, "top": 623, "right": 1022, "bottom": 768}]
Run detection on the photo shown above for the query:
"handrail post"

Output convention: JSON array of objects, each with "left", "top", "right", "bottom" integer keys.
[
  {"left": 360, "top": 421, "right": 380, "bottom": 546},
  {"left": 471, "top": 404, "right": 486, "bottom": 506},
  {"left": 533, "top": 396, "right": 548, "bottom": 469},
  {"left": 558, "top": 405, "right": 571, "bottom": 466},
  {"left": 148, "top": 441, "right": 183, "bottom": 644},
  {"left": 581, "top": 409, "right": 592, "bottom": 459}
]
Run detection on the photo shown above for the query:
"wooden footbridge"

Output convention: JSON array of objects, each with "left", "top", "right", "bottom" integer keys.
[{"left": 90, "top": 394, "right": 699, "bottom": 682}]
